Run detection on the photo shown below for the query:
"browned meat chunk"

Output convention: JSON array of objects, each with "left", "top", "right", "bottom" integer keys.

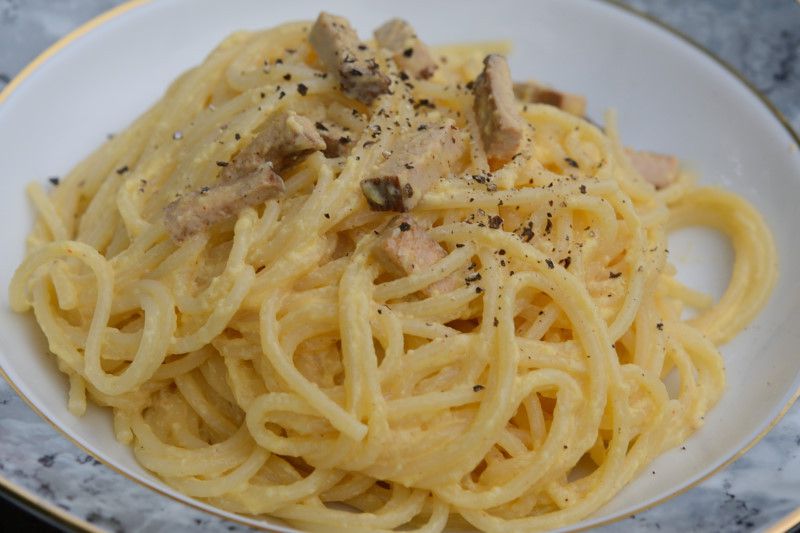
[
  {"left": 309, "top": 12, "right": 391, "bottom": 105},
  {"left": 374, "top": 18, "right": 437, "bottom": 80},
  {"left": 377, "top": 215, "right": 461, "bottom": 296},
  {"left": 513, "top": 82, "right": 586, "bottom": 117},
  {"left": 164, "top": 168, "right": 285, "bottom": 243},
  {"left": 222, "top": 111, "right": 325, "bottom": 180},
  {"left": 164, "top": 112, "right": 325, "bottom": 243},
  {"left": 360, "top": 121, "right": 462, "bottom": 212},
  {"left": 625, "top": 148, "right": 679, "bottom": 189},
  {"left": 473, "top": 55, "right": 525, "bottom": 168}
]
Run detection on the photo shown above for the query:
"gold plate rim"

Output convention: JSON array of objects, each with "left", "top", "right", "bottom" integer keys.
[
  {"left": 0, "top": 0, "right": 798, "bottom": 532},
  {"left": 0, "top": 471, "right": 105, "bottom": 533}
]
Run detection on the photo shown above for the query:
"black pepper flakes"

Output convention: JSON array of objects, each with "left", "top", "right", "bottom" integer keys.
[
  {"left": 297, "top": 83, "right": 308, "bottom": 96},
  {"left": 579, "top": 184, "right": 587, "bottom": 194},
  {"left": 283, "top": 73, "right": 292, "bottom": 81},
  {"left": 324, "top": 213, "right": 331, "bottom": 219},
  {"left": 116, "top": 165, "right": 129, "bottom": 175},
  {"left": 403, "top": 47, "right": 414, "bottom": 58},
  {"left": 488, "top": 215, "right": 503, "bottom": 229},
  {"left": 545, "top": 258, "right": 555, "bottom": 269},
  {"left": 473, "top": 384, "right": 484, "bottom": 392},
  {"left": 656, "top": 322, "right": 664, "bottom": 331},
  {"left": 493, "top": 317, "right": 499, "bottom": 327},
  {"left": 315, "top": 122, "right": 328, "bottom": 131},
  {"left": 564, "top": 157, "right": 579, "bottom": 168},
  {"left": 398, "top": 221, "right": 411, "bottom": 232},
  {"left": 235, "top": 133, "right": 241, "bottom": 141},
  {"left": 521, "top": 223, "right": 535, "bottom": 242},
  {"left": 465, "top": 273, "right": 482, "bottom": 283},
  {"left": 216, "top": 161, "right": 229, "bottom": 167},
  {"left": 48, "top": 176, "right": 60, "bottom": 186},
  {"left": 609, "top": 271, "right": 622, "bottom": 279}
]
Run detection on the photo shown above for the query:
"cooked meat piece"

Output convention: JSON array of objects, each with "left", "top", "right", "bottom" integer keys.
[
  {"left": 360, "top": 121, "right": 462, "bottom": 212},
  {"left": 309, "top": 12, "right": 391, "bottom": 105},
  {"left": 377, "top": 215, "right": 461, "bottom": 296},
  {"left": 625, "top": 148, "right": 679, "bottom": 189},
  {"left": 222, "top": 111, "right": 325, "bottom": 179},
  {"left": 164, "top": 112, "right": 324, "bottom": 243},
  {"left": 314, "top": 121, "right": 355, "bottom": 158},
  {"left": 473, "top": 54, "right": 525, "bottom": 167},
  {"left": 513, "top": 82, "right": 586, "bottom": 116},
  {"left": 164, "top": 167, "right": 285, "bottom": 243},
  {"left": 374, "top": 18, "right": 437, "bottom": 80}
]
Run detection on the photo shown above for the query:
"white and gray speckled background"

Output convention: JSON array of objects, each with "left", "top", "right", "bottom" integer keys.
[{"left": 1, "top": 1, "right": 799, "bottom": 532}]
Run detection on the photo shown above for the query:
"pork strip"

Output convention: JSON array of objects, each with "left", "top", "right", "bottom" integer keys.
[
  {"left": 473, "top": 54, "right": 525, "bottom": 167},
  {"left": 374, "top": 18, "right": 437, "bottom": 80},
  {"left": 377, "top": 214, "right": 461, "bottom": 296},
  {"left": 222, "top": 111, "right": 325, "bottom": 179},
  {"left": 164, "top": 112, "right": 324, "bottom": 243},
  {"left": 309, "top": 12, "right": 391, "bottom": 105},
  {"left": 625, "top": 148, "right": 679, "bottom": 189},
  {"left": 513, "top": 82, "right": 586, "bottom": 117},
  {"left": 360, "top": 121, "right": 462, "bottom": 212},
  {"left": 164, "top": 167, "right": 285, "bottom": 243}
]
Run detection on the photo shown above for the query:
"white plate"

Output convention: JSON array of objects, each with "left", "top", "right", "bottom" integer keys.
[{"left": 1, "top": 0, "right": 799, "bottom": 531}]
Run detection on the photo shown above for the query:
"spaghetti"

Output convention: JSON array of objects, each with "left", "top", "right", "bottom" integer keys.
[{"left": 9, "top": 14, "right": 776, "bottom": 532}]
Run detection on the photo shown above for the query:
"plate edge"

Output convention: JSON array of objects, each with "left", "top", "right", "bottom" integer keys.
[{"left": 0, "top": 0, "right": 797, "bottom": 532}]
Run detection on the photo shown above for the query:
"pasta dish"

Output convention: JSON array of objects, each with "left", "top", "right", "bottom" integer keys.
[{"left": 9, "top": 12, "right": 777, "bottom": 532}]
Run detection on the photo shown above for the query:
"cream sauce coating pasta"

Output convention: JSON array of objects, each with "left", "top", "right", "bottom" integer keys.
[{"left": 9, "top": 19, "right": 777, "bottom": 532}]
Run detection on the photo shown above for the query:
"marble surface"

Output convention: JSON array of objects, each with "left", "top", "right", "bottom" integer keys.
[{"left": 1, "top": 0, "right": 799, "bottom": 532}]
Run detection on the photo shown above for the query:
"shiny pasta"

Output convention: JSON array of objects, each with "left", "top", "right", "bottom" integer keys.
[{"left": 9, "top": 19, "right": 776, "bottom": 533}]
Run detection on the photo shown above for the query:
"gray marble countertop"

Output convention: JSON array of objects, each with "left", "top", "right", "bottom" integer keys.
[{"left": 1, "top": 1, "right": 799, "bottom": 532}]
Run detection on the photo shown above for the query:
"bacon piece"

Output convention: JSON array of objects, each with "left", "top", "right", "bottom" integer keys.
[
  {"left": 164, "top": 112, "right": 324, "bottom": 243},
  {"left": 473, "top": 55, "right": 525, "bottom": 167},
  {"left": 309, "top": 12, "right": 391, "bottom": 105},
  {"left": 360, "top": 121, "right": 462, "bottom": 212},
  {"left": 377, "top": 215, "right": 460, "bottom": 296},
  {"left": 625, "top": 148, "right": 679, "bottom": 189},
  {"left": 374, "top": 18, "right": 437, "bottom": 80},
  {"left": 513, "top": 82, "right": 586, "bottom": 116},
  {"left": 222, "top": 111, "right": 325, "bottom": 180},
  {"left": 164, "top": 169, "right": 285, "bottom": 243}
]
